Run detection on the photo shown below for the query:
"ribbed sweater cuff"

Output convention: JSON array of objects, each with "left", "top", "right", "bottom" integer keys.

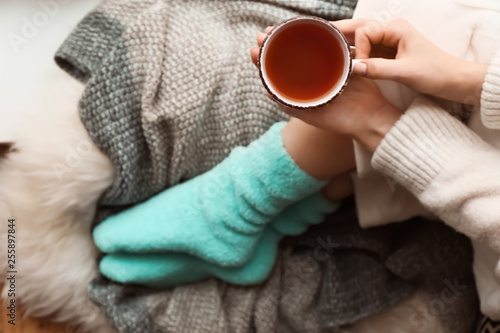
[
  {"left": 481, "top": 48, "right": 500, "bottom": 129},
  {"left": 372, "top": 97, "right": 485, "bottom": 195}
]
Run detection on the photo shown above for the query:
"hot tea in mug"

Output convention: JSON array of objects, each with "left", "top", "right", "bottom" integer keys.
[{"left": 258, "top": 16, "right": 361, "bottom": 109}]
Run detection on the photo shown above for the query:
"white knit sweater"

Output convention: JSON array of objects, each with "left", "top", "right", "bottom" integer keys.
[{"left": 353, "top": 0, "right": 500, "bottom": 320}]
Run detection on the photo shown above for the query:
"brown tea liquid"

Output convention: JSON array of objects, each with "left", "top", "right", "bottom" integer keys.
[{"left": 265, "top": 22, "right": 345, "bottom": 102}]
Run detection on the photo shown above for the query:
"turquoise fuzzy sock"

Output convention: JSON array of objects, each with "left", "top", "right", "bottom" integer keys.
[
  {"left": 99, "top": 193, "right": 339, "bottom": 288},
  {"left": 93, "top": 122, "right": 327, "bottom": 267}
]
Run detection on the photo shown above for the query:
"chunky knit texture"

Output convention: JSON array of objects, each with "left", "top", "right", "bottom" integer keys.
[
  {"left": 55, "top": 0, "right": 355, "bottom": 208},
  {"left": 481, "top": 48, "right": 500, "bottom": 129},
  {"left": 88, "top": 200, "right": 478, "bottom": 333},
  {"left": 373, "top": 96, "right": 500, "bottom": 320},
  {"left": 373, "top": 98, "right": 485, "bottom": 195}
]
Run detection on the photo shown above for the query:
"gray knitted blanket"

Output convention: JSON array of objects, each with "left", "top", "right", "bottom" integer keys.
[
  {"left": 55, "top": 1, "right": 478, "bottom": 332},
  {"left": 86, "top": 201, "right": 478, "bottom": 333}
]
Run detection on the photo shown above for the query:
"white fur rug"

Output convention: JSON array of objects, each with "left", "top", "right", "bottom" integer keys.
[
  {"left": 0, "top": 70, "right": 116, "bottom": 332},
  {"left": 0, "top": 1, "right": 444, "bottom": 332},
  {"left": 0, "top": 1, "right": 115, "bottom": 331}
]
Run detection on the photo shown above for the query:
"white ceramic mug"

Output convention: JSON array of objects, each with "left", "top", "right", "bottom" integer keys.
[{"left": 258, "top": 16, "right": 363, "bottom": 109}]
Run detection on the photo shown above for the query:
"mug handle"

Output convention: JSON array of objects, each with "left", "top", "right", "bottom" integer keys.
[
  {"left": 351, "top": 59, "right": 365, "bottom": 72},
  {"left": 349, "top": 46, "right": 365, "bottom": 72}
]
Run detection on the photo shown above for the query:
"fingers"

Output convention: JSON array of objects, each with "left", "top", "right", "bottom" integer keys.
[
  {"left": 251, "top": 26, "right": 274, "bottom": 67},
  {"left": 332, "top": 18, "right": 371, "bottom": 34},
  {"left": 354, "top": 25, "right": 385, "bottom": 59},
  {"left": 354, "top": 58, "right": 405, "bottom": 81},
  {"left": 331, "top": 18, "right": 370, "bottom": 44},
  {"left": 332, "top": 19, "right": 382, "bottom": 58},
  {"left": 257, "top": 33, "right": 266, "bottom": 47},
  {"left": 257, "top": 26, "right": 273, "bottom": 46},
  {"left": 354, "top": 19, "right": 408, "bottom": 59},
  {"left": 250, "top": 47, "right": 259, "bottom": 67},
  {"left": 333, "top": 18, "right": 409, "bottom": 60}
]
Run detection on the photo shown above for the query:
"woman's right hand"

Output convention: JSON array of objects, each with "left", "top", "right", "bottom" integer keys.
[{"left": 333, "top": 18, "right": 488, "bottom": 105}]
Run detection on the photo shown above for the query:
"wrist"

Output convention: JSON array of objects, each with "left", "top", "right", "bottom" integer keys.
[
  {"left": 446, "top": 59, "right": 488, "bottom": 105},
  {"left": 352, "top": 103, "right": 402, "bottom": 153}
]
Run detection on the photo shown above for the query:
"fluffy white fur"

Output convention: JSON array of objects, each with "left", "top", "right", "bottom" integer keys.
[{"left": 0, "top": 69, "right": 116, "bottom": 332}]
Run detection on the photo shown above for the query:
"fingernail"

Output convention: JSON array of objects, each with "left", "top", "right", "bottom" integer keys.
[{"left": 354, "top": 62, "right": 367, "bottom": 76}]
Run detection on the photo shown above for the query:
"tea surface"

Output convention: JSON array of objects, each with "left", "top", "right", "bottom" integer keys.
[{"left": 265, "top": 22, "right": 345, "bottom": 102}]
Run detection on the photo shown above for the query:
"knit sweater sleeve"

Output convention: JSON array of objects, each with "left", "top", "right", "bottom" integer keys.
[
  {"left": 481, "top": 48, "right": 500, "bottom": 129},
  {"left": 372, "top": 96, "right": 500, "bottom": 255}
]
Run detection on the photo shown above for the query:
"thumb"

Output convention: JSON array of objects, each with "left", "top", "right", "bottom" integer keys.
[{"left": 353, "top": 58, "right": 405, "bottom": 81}]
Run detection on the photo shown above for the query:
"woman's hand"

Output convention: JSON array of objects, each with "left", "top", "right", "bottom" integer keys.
[
  {"left": 280, "top": 77, "right": 402, "bottom": 152},
  {"left": 333, "top": 18, "right": 488, "bottom": 105},
  {"left": 250, "top": 29, "right": 402, "bottom": 152}
]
